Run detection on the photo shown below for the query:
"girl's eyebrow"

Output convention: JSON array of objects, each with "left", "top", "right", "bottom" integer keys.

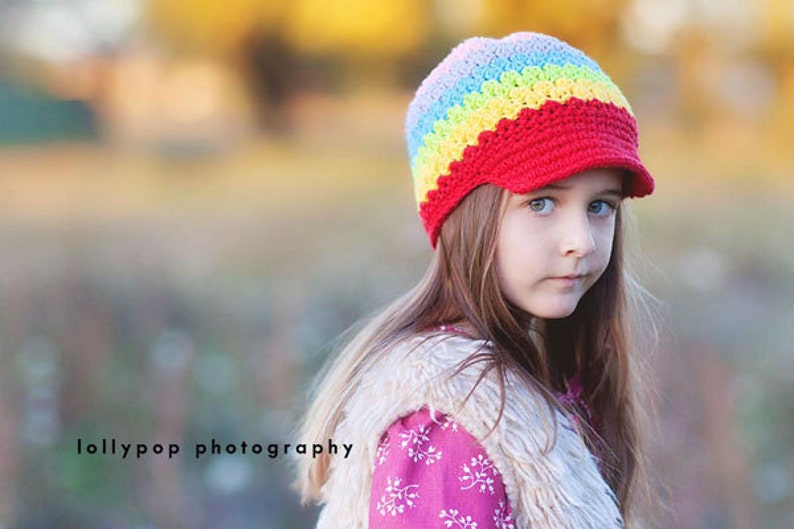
[
  {"left": 537, "top": 183, "right": 624, "bottom": 198},
  {"left": 598, "top": 189, "right": 624, "bottom": 199}
]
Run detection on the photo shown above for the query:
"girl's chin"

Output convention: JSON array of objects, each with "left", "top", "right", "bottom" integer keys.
[
  {"left": 534, "top": 307, "right": 577, "bottom": 320},
  {"left": 520, "top": 298, "right": 581, "bottom": 320},
  {"left": 505, "top": 289, "right": 584, "bottom": 320}
]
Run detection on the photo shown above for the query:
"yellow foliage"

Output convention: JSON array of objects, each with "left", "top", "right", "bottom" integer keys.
[
  {"left": 146, "top": 0, "right": 428, "bottom": 58},
  {"left": 146, "top": 0, "right": 290, "bottom": 54},
  {"left": 761, "top": 0, "right": 794, "bottom": 51},
  {"left": 480, "top": 0, "right": 626, "bottom": 44},
  {"left": 144, "top": 0, "right": 632, "bottom": 59},
  {"left": 281, "top": 0, "right": 429, "bottom": 57}
]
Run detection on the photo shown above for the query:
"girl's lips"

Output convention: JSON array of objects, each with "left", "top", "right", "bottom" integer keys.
[{"left": 548, "top": 274, "right": 585, "bottom": 286}]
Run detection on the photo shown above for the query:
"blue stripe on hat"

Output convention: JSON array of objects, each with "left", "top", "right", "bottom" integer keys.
[{"left": 406, "top": 35, "right": 603, "bottom": 161}]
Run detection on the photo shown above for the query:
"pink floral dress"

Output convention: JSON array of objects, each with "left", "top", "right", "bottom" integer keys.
[
  {"left": 369, "top": 327, "right": 597, "bottom": 528},
  {"left": 369, "top": 407, "right": 515, "bottom": 528}
]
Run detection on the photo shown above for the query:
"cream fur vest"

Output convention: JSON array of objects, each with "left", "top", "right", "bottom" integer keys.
[{"left": 316, "top": 333, "right": 624, "bottom": 528}]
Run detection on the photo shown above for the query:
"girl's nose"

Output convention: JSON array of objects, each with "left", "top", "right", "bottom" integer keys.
[{"left": 559, "top": 212, "right": 597, "bottom": 257}]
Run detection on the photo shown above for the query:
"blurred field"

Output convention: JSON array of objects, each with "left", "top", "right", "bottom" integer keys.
[{"left": 1, "top": 1, "right": 794, "bottom": 527}]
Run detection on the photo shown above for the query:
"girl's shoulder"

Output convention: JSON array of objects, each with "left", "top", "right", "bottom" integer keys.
[
  {"left": 373, "top": 329, "right": 494, "bottom": 380},
  {"left": 394, "top": 327, "right": 492, "bottom": 360},
  {"left": 350, "top": 330, "right": 492, "bottom": 407}
]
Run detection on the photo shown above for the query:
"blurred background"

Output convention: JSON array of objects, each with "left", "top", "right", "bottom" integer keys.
[{"left": 0, "top": 0, "right": 792, "bottom": 527}]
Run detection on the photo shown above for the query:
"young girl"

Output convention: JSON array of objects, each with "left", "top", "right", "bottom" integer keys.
[{"left": 295, "top": 32, "right": 658, "bottom": 528}]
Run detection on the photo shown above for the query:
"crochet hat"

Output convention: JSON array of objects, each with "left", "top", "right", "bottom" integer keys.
[{"left": 406, "top": 32, "right": 655, "bottom": 248}]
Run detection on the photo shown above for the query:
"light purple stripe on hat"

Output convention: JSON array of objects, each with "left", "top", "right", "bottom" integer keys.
[{"left": 405, "top": 33, "right": 602, "bottom": 161}]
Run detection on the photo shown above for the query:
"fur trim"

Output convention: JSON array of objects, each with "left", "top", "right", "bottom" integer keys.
[{"left": 316, "top": 334, "right": 623, "bottom": 528}]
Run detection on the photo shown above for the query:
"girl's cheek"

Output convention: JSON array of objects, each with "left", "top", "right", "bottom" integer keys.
[{"left": 596, "top": 220, "right": 617, "bottom": 242}]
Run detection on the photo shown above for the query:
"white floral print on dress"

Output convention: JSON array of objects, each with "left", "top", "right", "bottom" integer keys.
[
  {"left": 375, "top": 476, "right": 420, "bottom": 517},
  {"left": 376, "top": 435, "right": 391, "bottom": 466},
  {"left": 493, "top": 499, "right": 515, "bottom": 529},
  {"left": 398, "top": 422, "right": 443, "bottom": 465},
  {"left": 459, "top": 453, "right": 498, "bottom": 494},
  {"left": 434, "top": 412, "right": 459, "bottom": 432},
  {"left": 439, "top": 508, "right": 478, "bottom": 528},
  {"left": 369, "top": 408, "right": 514, "bottom": 528}
]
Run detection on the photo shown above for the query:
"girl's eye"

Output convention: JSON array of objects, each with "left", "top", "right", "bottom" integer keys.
[
  {"left": 528, "top": 198, "right": 554, "bottom": 214},
  {"left": 588, "top": 200, "right": 616, "bottom": 216}
]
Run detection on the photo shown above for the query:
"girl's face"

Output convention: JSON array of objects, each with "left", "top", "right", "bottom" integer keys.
[{"left": 494, "top": 168, "right": 624, "bottom": 319}]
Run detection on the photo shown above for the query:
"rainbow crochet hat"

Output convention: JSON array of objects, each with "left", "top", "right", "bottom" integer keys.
[{"left": 406, "top": 32, "right": 655, "bottom": 247}]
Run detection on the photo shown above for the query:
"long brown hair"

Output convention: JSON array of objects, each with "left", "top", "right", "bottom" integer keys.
[{"left": 295, "top": 183, "right": 660, "bottom": 527}]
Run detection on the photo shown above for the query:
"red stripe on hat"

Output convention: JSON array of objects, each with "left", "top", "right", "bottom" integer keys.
[{"left": 419, "top": 98, "right": 654, "bottom": 248}]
